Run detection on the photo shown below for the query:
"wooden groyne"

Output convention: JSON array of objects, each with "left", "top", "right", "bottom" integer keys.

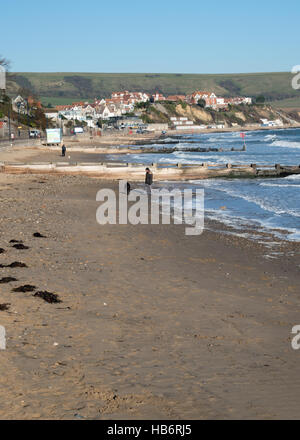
[
  {"left": 0, "top": 161, "right": 299, "bottom": 181},
  {"left": 123, "top": 145, "right": 246, "bottom": 154}
]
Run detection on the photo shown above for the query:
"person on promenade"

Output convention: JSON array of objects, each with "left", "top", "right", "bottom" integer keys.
[
  {"left": 145, "top": 167, "right": 153, "bottom": 189},
  {"left": 61, "top": 144, "right": 66, "bottom": 157}
]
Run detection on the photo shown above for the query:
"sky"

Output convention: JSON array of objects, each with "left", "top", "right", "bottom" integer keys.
[{"left": 1, "top": 0, "right": 300, "bottom": 73}]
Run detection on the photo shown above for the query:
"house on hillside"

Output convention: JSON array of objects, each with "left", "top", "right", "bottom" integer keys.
[
  {"left": 187, "top": 91, "right": 217, "bottom": 107},
  {"left": 44, "top": 109, "right": 59, "bottom": 122},
  {"left": 111, "top": 91, "right": 149, "bottom": 104},
  {"left": 152, "top": 93, "right": 166, "bottom": 102},
  {"left": 95, "top": 103, "right": 122, "bottom": 120},
  {"left": 12, "top": 95, "right": 27, "bottom": 114},
  {"left": 166, "top": 95, "right": 186, "bottom": 102}
]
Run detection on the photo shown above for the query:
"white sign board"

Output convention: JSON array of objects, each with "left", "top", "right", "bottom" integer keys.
[
  {"left": 74, "top": 127, "right": 83, "bottom": 133},
  {"left": 46, "top": 128, "right": 62, "bottom": 143}
]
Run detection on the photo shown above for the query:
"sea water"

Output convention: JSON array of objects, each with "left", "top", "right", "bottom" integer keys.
[{"left": 109, "top": 128, "right": 300, "bottom": 242}]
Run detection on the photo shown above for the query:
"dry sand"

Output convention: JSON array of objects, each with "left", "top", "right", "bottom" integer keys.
[{"left": 0, "top": 168, "right": 299, "bottom": 419}]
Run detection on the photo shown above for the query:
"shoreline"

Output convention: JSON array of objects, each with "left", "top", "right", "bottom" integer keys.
[
  {"left": 40, "top": 123, "right": 300, "bottom": 152},
  {"left": 1, "top": 141, "right": 300, "bottom": 247}
]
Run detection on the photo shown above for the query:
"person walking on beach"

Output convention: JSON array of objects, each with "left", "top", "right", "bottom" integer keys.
[
  {"left": 145, "top": 167, "right": 153, "bottom": 190},
  {"left": 61, "top": 144, "right": 66, "bottom": 157}
]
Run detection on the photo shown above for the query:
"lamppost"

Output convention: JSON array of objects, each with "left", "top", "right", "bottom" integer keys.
[
  {"left": 16, "top": 101, "right": 21, "bottom": 137},
  {"left": 26, "top": 99, "right": 30, "bottom": 138},
  {"left": 8, "top": 99, "right": 11, "bottom": 141}
]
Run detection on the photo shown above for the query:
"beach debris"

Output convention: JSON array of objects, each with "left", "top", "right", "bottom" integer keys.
[
  {"left": 12, "top": 244, "right": 29, "bottom": 250},
  {"left": 0, "top": 248, "right": 5, "bottom": 254},
  {"left": 0, "top": 303, "right": 10, "bottom": 311},
  {"left": 7, "top": 262, "right": 28, "bottom": 268},
  {"left": 9, "top": 240, "right": 23, "bottom": 244},
  {"left": 220, "top": 206, "right": 227, "bottom": 210},
  {"left": 0, "top": 277, "right": 18, "bottom": 284},
  {"left": 33, "top": 232, "right": 47, "bottom": 238},
  {"left": 53, "top": 342, "right": 59, "bottom": 346},
  {"left": 74, "top": 414, "right": 85, "bottom": 419},
  {"left": 0, "top": 262, "right": 28, "bottom": 268},
  {"left": 13, "top": 285, "right": 36, "bottom": 293},
  {"left": 34, "top": 291, "right": 62, "bottom": 304}
]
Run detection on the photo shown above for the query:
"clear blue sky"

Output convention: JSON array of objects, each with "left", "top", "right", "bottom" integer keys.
[{"left": 2, "top": 0, "right": 300, "bottom": 73}]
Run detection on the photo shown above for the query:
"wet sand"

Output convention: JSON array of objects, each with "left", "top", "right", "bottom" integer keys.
[{"left": 0, "top": 171, "right": 299, "bottom": 419}]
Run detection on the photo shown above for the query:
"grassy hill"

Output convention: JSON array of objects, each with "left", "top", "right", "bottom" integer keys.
[{"left": 6, "top": 72, "right": 300, "bottom": 109}]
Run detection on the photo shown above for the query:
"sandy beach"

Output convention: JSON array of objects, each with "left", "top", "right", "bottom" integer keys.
[{"left": 0, "top": 146, "right": 300, "bottom": 419}]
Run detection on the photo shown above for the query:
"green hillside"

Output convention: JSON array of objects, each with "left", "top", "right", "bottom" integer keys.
[{"left": 6, "top": 72, "right": 300, "bottom": 108}]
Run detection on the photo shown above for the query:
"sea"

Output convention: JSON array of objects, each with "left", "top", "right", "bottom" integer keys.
[{"left": 108, "top": 128, "right": 300, "bottom": 243}]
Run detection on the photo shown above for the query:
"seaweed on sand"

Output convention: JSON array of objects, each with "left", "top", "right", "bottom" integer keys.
[
  {"left": 12, "top": 244, "right": 29, "bottom": 250},
  {"left": 13, "top": 285, "right": 36, "bottom": 293},
  {"left": 33, "top": 233, "right": 47, "bottom": 238},
  {"left": 34, "top": 291, "right": 62, "bottom": 304},
  {"left": 0, "top": 262, "right": 28, "bottom": 268},
  {"left": 0, "top": 277, "right": 18, "bottom": 284},
  {"left": 0, "top": 303, "right": 10, "bottom": 311}
]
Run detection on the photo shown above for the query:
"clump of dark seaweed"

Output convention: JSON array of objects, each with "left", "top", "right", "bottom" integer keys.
[
  {"left": 9, "top": 240, "right": 23, "bottom": 244},
  {"left": 0, "top": 303, "right": 10, "bottom": 311},
  {"left": 33, "top": 232, "right": 47, "bottom": 238},
  {"left": 0, "top": 248, "right": 5, "bottom": 254},
  {"left": 12, "top": 244, "right": 29, "bottom": 250},
  {"left": 13, "top": 285, "right": 36, "bottom": 293},
  {"left": 34, "top": 291, "right": 62, "bottom": 304},
  {"left": 9, "top": 262, "right": 27, "bottom": 268},
  {"left": 0, "top": 277, "right": 17, "bottom": 284},
  {"left": 0, "top": 262, "right": 28, "bottom": 268}
]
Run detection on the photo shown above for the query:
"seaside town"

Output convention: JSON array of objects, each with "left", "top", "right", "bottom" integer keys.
[
  {"left": 7, "top": 90, "right": 255, "bottom": 134},
  {"left": 1, "top": 83, "right": 291, "bottom": 140},
  {"left": 46, "top": 91, "right": 254, "bottom": 130}
]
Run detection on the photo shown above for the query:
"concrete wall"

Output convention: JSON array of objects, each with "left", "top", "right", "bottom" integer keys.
[{"left": 146, "top": 123, "right": 168, "bottom": 131}]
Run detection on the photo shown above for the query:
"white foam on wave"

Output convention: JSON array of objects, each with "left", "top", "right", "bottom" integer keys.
[
  {"left": 161, "top": 137, "right": 176, "bottom": 143},
  {"left": 205, "top": 207, "right": 300, "bottom": 242},
  {"left": 220, "top": 186, "right": 300, "bottom": 218},
  {"left": 271, "top": 140, "right": 300, "bottom": 149},
  {"left": 284, "top": 174, "right": 300, "bottom": 180},
  {"left": 260, "top": 182, "right": 300, "bottom": 188},
  {"left": 158, "top": 156, "right": 201, "bottom": 165},
  {"left": 176, "top": 142, "right": 196, "bottom": 149},
  {"left": 264, "top": 134, "right": 277, "bottom": 142},
  {"left": 173, "top": 151, "right": 231, "bottom": 164},
  {"left": 205, "top": 205, "right": 300, "bottom": 242},
  {"left": 188, "top": 179, "right": 300, "bottom": 218}
]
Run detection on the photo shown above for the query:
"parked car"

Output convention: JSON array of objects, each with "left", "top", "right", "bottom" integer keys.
[{"left": 29, "top": 130, "right": 40, "bottom": 138}]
